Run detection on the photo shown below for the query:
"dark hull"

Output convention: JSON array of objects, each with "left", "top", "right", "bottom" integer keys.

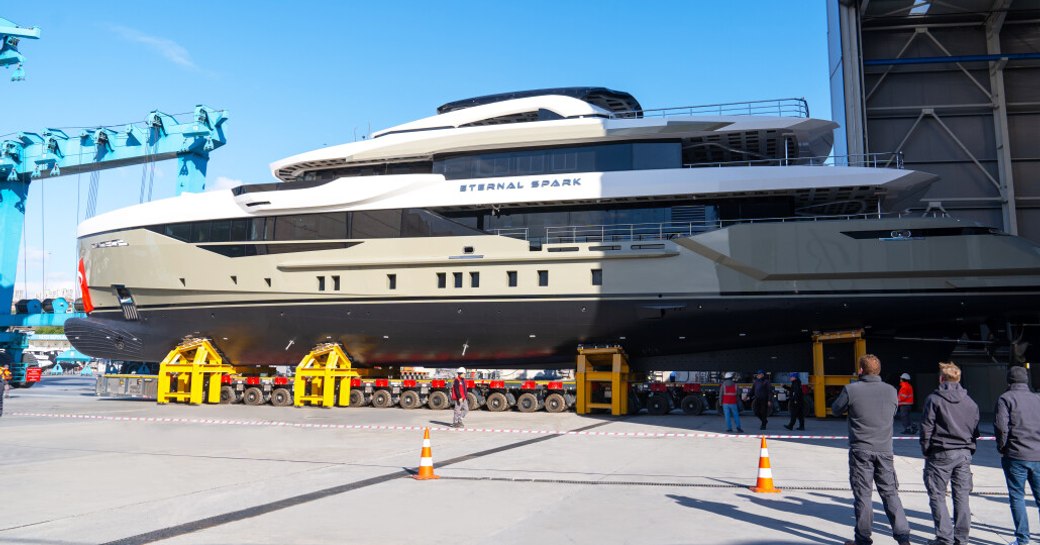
[{"left": 66, "top": 289, "right": 1040, "bottom": 373}]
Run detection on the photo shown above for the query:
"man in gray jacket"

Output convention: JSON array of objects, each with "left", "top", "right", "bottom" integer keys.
[
  {"left": 832, "top": 354, "right": 911, "bottom": 545},
  {"left": 995, "top": 366, "right": 1040, "bottom": 545},
  {"left": 920, "top": 362, "right": 980, "bottom": 545}
]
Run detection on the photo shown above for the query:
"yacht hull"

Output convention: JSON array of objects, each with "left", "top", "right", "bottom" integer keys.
[{"left": 65, "top": 288, "right": 1039, "bottom": 373}]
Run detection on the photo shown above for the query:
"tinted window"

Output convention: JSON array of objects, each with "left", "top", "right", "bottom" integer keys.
[
  {"left": 433, "top": 142, "right": 679, "bottom": 180},
  {"left": 353, "top": 210, "right": 402, "bottom": 238},
  {"left": 507, "top": 271, "right": 517, "bottom": 287},
  {"left": 538, "top": 270, "right": 548, "bottom": 287}
]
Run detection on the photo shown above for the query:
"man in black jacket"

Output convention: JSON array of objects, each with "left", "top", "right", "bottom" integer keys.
[
  {"left": 751, "top": 370, "right": 772, "bottom": 430},
  {"left": 920, "top": 362, "right": 980, "bottom": 545},
  {"left": 784, "top": 373, "right": 805, "bottom": 431},
  {"left": 995, "top": 365, "right": 1040, "bottom": 545},
  {"left": 832, "top": 354, "right": 911, "bottom": 545}
]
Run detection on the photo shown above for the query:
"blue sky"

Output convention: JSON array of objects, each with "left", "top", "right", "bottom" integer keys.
[{"left": 1, "top": 1, "right": 830, "bottom": 299}]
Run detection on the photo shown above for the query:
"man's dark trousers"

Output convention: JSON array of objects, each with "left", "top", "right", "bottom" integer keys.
[
  {"left": 850, "top": 449, "right": 911, "bottom": 544},
  {"left": 924, "top": 449, "right": 972, "bottom": 544}
]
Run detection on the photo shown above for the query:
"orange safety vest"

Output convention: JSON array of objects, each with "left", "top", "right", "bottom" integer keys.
[{"left": 898, "top": 381, "right": 914, "bottom": 405}]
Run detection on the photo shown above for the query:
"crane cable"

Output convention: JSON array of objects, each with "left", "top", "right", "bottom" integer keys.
[
  {"left": 40, "top": 178, "right": 45, "bottom": 296},
  {"left": 85, "top": 170, "right": 100, "bottom": 219}
]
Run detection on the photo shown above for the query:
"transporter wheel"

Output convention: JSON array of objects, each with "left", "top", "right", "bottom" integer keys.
[
  {"left": 399, "top": 390, "right": 422, "bottom": 410},
  {"left": 646, "top": 393, "right": 671, "bottom": 415},
  {"left": 219, "top": 385, "right": 237, "bottom": 404},
  {"left": 486, "top": 392, "right": 510, "bottom": 412},
  {"left": 427, "top": 391, "right": 451, "bottom": 410},
  {"left": 465, "top": 391, "right": 482, "bottom": 410},
  {"left": 371, "top": 389, "right": 393, "bottom": 408},
  {"left": 681, "top": 395, "right": 706, "bottom": 416},
  {"left": 516, "top": 392, "right": 541, "bottom": 413},
  {"left": 544, "top": 393, "right": 567, "bottom": 413},
  {"left": 270, "top": 388, "right": 293, "bottom": 407},
  {"left": 349, "top": 389, "right": 367, "bottom": 407},
  {"left": 627, "top": 394, "right": 642, "bottom": 415},
  {"left": 243, "top": 386, "right": 264, "bottom": 406}
]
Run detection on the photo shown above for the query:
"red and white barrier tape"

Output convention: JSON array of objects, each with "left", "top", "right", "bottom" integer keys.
[{"left": 9, "top": 412, "right": 996, "bottom": 440}]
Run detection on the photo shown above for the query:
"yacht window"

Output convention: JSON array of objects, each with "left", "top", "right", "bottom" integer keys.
[
  {"left": 332, "top": 275, "right": 341, "bottom": 291},
  {"left": 211, "top": 220, "right": 231, "bottom": 242},
  {"left": 507, "top": 271, "right": 518, "bottom": 287},
  {"left": 470, "top": 272, "right": 479, "bottom": 288},
  {"left": 437, "top": 273, "right": 446, "bottom": 289},
  {"left": 387, "top": 274, "right": 397, "bottom": 290},
  {"left": 453, "top": 272, "right": 463, "bottom": 288},
  {"left": 191, "top": 222, "right": 211, "bottom": 243},
  {"left": 353, "top": 210, "right": 403, "bottom": 238},
  {"left": 592, "top": 269, "right": 603, "bottom": 286},
  {"left": 433, "top": 142, "right": 680, "bottom": 180},
  {"left": 317, "top": 276, "right": 326, "bottom": 291},
  {"left": 538, "top": 270, "right": 549, "bottom": 287}
]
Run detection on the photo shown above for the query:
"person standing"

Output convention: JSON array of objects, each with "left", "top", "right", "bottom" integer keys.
[
  {"left": 450, "top": 367, "right": 469, "bottom": 428},
  {"left": 0, "top": 364, "right": 11, "bottom": 417},
  {"left": 750, "top": 370, "right": 773, "bottom": 430},
  {"left": 720, "top": 372, "right": 744, "bottom": 433},
  {"left": 898, "top": 373, "right": 915, "bottom": 434},
  {"left": 832, "top": 354, "right": 912, "bottom": 545},
  {"left": 920, "top": 362, "right": 980, "bottom": 545},
  {"left": 995, "top": 366, "right": 1040, "bottom": 545},
  {"left": 784, "top": 373, "right": 805, "bottom": 431}
]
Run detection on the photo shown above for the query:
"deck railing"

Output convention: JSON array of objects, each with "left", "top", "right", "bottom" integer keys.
[
  {"left": 492, "top": 212, "right": 919, "bottom": 244},
  {"left": 684, "top": 152, "right": 904, "bottom": 170},
  {"left": 611, "top": 98, "right": 810, "bottom": 119}
]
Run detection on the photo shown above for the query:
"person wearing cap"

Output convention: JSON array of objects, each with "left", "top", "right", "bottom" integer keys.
[
  {"left": 919, "top": 362, "right": 980, "bottom": 545},
  {"left": 832, "top": 354, "right": 911, "bottom": 545},
  {"left": 450, "top": 367, "right": 469, "bottom": 428},
  {"left": 995, "top": 365, "right": 1040, "bottom": 545},
  {"left": 720, "top": 372, "right": 743, "bottom": 433},
  {"left": 898, "top": 373, "right": 915, "bottom": 434},
  {"left": 750, "top": 369, "right": 773, "bottom": 430},
  {"left": 783, "top": 372, "right": 805, "bottom": 431}
]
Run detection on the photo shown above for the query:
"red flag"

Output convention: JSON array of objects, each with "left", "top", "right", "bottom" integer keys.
[{"left": 77, "top": 259, "right": 94, "bottom": 313}]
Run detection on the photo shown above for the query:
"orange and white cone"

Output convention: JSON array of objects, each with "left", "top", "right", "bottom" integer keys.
[
  {"left": 749, "top": 436, "right": 781, "bottom": 493},
  {"left": 413, "top": 427, "right": 440, "bottom": 480}
]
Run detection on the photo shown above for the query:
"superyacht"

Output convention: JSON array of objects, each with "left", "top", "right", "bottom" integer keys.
[{"left": 66, "top": 87, "right": 1040, "bottom": 371}]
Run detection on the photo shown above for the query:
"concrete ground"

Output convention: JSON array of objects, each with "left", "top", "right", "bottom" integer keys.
[{"left": 0, "top": 376, "right": 1030, "bottom": 545}]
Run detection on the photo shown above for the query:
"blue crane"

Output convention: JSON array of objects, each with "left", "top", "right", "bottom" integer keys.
[
  {"left": 0, "top": 17, "right": 40, "bottom": 81},
  {"left": 0, "top": 106, "right": 229, "bottom": 384}
]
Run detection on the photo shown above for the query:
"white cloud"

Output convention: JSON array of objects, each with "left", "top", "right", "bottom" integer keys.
[
  {"left": 107, "top": 24, "right": 197, "bottom": 70},
  {"left": 208, "top": 176, "right": 245, "bottom": 191}
]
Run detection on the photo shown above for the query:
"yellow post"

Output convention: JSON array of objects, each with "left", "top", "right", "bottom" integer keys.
[
  {"left": 809, "top": 329, "right": 864, "bottom": 418},
  {"left": 812, "top": 337, "right": 826, "bottom": 418},
  {"left": 156, "top": 338, "right": 234, "bottom": 405},
  {"left": 574, "top": 346, "right": 629, "bottom": 416},
  {"left": 575, "top": 353, "right": 589, "bottom": 414},
  {"left": 293, "top": 343, "right": 359, "bottom": 408}
]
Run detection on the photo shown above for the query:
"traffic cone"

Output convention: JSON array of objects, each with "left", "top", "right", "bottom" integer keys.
[
  {"left": 749, "top": 436, "right": 781, "bottom": 493},
  {"left": 413, "top": 427, "right": 440, "bottom": 480}
]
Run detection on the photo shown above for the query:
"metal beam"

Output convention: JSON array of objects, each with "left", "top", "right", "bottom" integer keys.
[
  {"left": 987, "top": 0, "right": 1018, "bottom": 234},
  {"left": 864, "top": 52, "right": 1040, "bottom": 65}
]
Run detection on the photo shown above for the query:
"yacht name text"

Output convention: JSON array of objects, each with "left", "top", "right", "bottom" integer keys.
[{"left": 459, "top": 178, "right": 581, "bottom": 192}]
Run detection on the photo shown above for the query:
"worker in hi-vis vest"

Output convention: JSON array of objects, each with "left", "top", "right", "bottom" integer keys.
[
  {"left": 0, "top": 364, "right": 11, "bottom": 417},
  {"left": 720, "top": 372, "right": 744, "bottom": 433},
  {"left": 898, "top": 372, "right": 915, "bottom": 434}
]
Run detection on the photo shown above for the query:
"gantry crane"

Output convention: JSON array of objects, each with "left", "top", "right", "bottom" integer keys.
[
  {"left": 0, "top": 106, "right": 229, "bottom": 384},
  {"left": 0, "top": 17, "right": 40, "bottom": 81}
]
